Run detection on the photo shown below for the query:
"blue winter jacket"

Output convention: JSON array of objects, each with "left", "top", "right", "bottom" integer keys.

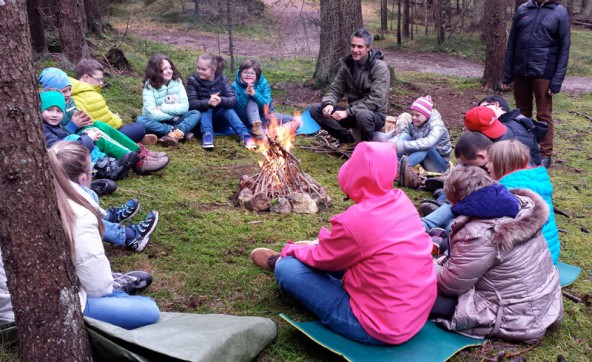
[
  {"left": 43, "top": 122, "right": 94, "bottom": 151},
  {"left": 232, "top": 72, "right": 274, "bottom": 121},
  {"left": 503, "top": 0, "right": 570, "bottom": 93},
  {"left": 499, "top": 167, "right": 560, "bottom": 264}
]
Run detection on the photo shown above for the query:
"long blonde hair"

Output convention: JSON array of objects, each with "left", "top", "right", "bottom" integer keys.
[
  {"left": 47, "top": 141, "right": 104, "bottom": 258},
  {"left": 487, "top": 140, "right": 530, "bottom": 180}
]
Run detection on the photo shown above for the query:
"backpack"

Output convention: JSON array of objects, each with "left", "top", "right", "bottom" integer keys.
[{"left": 515, "top": 114, "right": 548, "bottom": 143}]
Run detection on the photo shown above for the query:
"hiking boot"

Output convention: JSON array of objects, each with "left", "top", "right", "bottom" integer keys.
[
  {"left": 541, "top": 157, "right": 552, "bottom": 168},
  {"left": 90, "top": 179, "right": 117, "bottom": 196},
  {"left": 168, "top": 128, "right": 184, "bottom": 140},
  {"left": 157, "top": 135, "right": 179, "bottom": 149},
  {"left": 184, "top": 132, "right": 196, "bottom": 143},
  {"left": 139, "top": 134, "right": 158, "bottom": 146},
  {"left": 119, "top": 151, "right": 140, "bottom": 171},
  {"left": 133, "top": 154, "right": 170, "bottom": 175},
  {"left": 419, "top": 199, "right": 443, "bottom": 216},
  {"left": 398, "top": 155, "right": 424, "bottom": 189},
  {"left": 251, "top": 248, "right": 281, "bottom": 271},
  {"left": 251, "top": 120, "right": 264, "bottom": 138},
  {"left": 95, "top": 156, "right": 128, "bottom": 181},
  {"left": 242, "top": 134, "right": 256, "bottom": 149},
  {"left": 113, "top": 271, "right": 153, "bottom": 295},
  {"left": 107, "top": 199, "right": 140, "bottom": 224},
  {"left": 202, "top": 132, "right": 214, "bottom": 149},
  {"left": 424, "top": 177, "right": 446, "bottom": 193},
  {"left": 137, "top": 143, "right": 167, "bottom": 159},
  {"left": 127, "top": 210, "right": 159, "bottom": 252}
]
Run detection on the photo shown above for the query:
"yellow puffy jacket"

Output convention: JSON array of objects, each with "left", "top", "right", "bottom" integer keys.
[{"left": 70, "top": 77, "right": 123, "bottom": 129}]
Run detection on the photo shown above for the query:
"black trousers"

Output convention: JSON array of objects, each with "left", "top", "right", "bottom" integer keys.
[{"left": 309, "top": 103, "right": 385, "bottom": 143}]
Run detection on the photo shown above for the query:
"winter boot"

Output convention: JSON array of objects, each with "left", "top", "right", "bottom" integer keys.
[
  {"left": 133, "top": 154, "right": 170, "bottom": 175},
  {"left": 94, "top": 156, "right": 128, "bottom": 181}
]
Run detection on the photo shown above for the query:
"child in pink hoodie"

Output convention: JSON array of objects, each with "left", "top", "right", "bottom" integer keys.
[{"left": 251, "top": 142, "right": 437, "bottom": 345}]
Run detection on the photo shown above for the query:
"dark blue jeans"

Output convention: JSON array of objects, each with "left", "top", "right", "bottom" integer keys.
[
  {"left": 200, "top": 107, "right": 249, "bottom": 137},
  {"left": 275, "top": 256, "right": 385, "bottom": 345},
  {"left": 118, "top": 123, "right": 146, "bottom": 143},
  {"left": 136, "top": 110, "right": 201, "bottom": 137}
]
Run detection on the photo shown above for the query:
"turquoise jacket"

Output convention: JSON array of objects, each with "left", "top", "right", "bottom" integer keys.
[
  {"left": 499, "top": 167, "right": 560, "bottom": 264},
  {"left": 141, "top": 78, "right": 190, "bottom": 122},
  {"left": 231, "top": 72, "right": 274, "bottom": 120}
]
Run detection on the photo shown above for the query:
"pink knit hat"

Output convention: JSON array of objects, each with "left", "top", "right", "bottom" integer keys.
[{"left": 410, "top": 95, "right": 433, "bottom": 118}]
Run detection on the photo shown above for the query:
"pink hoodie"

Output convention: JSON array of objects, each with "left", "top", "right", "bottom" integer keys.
[{"left": 281, "top": 142, "right": 437, "bottom": 344}]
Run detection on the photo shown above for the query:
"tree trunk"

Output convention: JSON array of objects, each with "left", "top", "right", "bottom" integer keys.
[
  {"left": 583, "top": 0, "right": 592, "bottom": 20},
  {"left": 0, "top": 1, "right": 93, "bottom": 360},
  {"left": 194, "top": 0, "right": 200, "bottom": 15},
  {"left": 482, "top": 0, "right": 507, "bottom": 91},
  {"left": 397, "top": 0, "right": 402, "bottom": 45},
  {"left": 381, "top": 0, "right": 388, "bottom": 31},
  {"left": 403, "top": 0, "right": 410, "bottom": 38},
  {"left": 566, "top": 0, "right": 574, "bottom": 22},
  {"left": 226, "top": 0, "right": 235, "bottom": 72},
  {"left": 84, "top": 0, "right": 104, "bottom": 34},
  {"left": 313, "top": 0, "right": 363, "bottom": 83},
  {"left": 59, "top": 0, "right": 87, "bottom": 66},
  {"left": 434, "top": 0, "right": 446, "bottom": 44},
  {"left": 26, "top": 0, "right": 46, "bottom": 53}
]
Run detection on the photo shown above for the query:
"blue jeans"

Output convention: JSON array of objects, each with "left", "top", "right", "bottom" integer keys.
[
  {"left": 396, "top": 134, "right": 449, "bottom": 172},
  {"left": 119, "top": 123, "right": 146, "bottom": 143},
  {"left": 275, "top": 257, "right": 385, "bottom": 345},
  {"left": 422, "top": 202, "right": 454, "bottom": 233},
  {"left": 84, "top": 290, "right": 160, "bottom": 329},
  {"left": 200, "top": 107, "right": 249, "bottom": 137},
  {"left": 101, "top": 219, "right": 126, "bottom": 247},
  {"left": 136, "top": 110, "right": 201, "bottom": 137}
]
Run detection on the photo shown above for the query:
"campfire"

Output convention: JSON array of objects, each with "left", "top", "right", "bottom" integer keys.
[{"left": 237, "top": 111, "right": 331, "bottom": 214}]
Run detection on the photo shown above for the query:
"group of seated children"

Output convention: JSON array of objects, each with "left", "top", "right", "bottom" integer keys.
[{"left": 252, "top": 140, "right": 563, "bottom": 346}]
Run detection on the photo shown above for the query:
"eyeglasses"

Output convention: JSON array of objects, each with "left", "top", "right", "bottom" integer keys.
[
  {"left": 87, "top": 74, "right": 104, "bottom": 84},
  {"left": 241, "top": 71, "right": 256, "bottom": 76}
]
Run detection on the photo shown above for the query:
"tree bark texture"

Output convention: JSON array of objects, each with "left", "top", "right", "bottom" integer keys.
[
  {"left": 0, "top": 1, "right": 93, "bottom": 360},
  {"left": 403, "top": 0, "right": 410, "bottom": 38},
  {"left": 482, "top": 0, "right": 507, "bottom": 91},
  {"left": 583, "top": 0, "right": 592, "bottom": 21},
  {"left": 226, "top": 0, "right": 235, "bottom": 72},
  {"left": 381, "top": 0, "right": 388, "bottom": 31},
  {"left": 26, "top": 0, "right": 46, "bottom": 53},
  {"left": 313, "top": 0, "right": 363, "bottom": 83},
  {"left": 84, "top": 0, "right": 104, "bottom": 34},
  {"left": 59, "top": 0, "right": 87, "bottom": 66},
  {"left": 434, "top": 0, "right": 446, "bottom": 44}
]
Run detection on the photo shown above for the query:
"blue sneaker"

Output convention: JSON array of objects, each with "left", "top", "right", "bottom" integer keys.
[
  {"left": 107, "top": 199, "right": 140, "bottom": 224},
  {"left": 202, "top": 132, "right": 214, "bottom": 149},
  {"left": 127, "top": 211, "right": 159, "bottom": 252}
]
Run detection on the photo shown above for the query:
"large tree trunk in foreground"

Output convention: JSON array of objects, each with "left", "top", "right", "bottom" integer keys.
[
  {"left": 59, "top": 0, "right": 87, "bottom": 66},
  {"left": 0, "top": 0, "right": 93, "bottom": 360},
  {"left": 314, "top": 0, "right": 363, "bottom": 83},
  {"left": 482, "top": 0, "right": 507, "bottom": 91}
]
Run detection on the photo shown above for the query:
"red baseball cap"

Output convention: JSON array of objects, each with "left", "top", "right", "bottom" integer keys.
[{"left": 464, "top": 106, "right": 506, "bottom": 139}]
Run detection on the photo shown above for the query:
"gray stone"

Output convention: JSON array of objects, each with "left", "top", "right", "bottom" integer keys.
[
  {"left": 238, "top": 188, "right": 253, "bottom": 208},
  {"left": 288, "top": 192, "right": 318, "bottom": 214},
  {"left": 270, "top": 197, "right": 292, "bottom": 214},
  {"left": 246, "top": 192, "right": 270, "bottom": 212}
]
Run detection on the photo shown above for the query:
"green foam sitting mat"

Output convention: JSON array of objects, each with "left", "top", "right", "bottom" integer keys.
[
  {"left": 557, "top": 261, "right": 582, "bottom": 287},
  {"left": 86, "top": 312, "right": 277, "bottom": 362},
  {"left": 280, "top": 314, "right": 484, "bottom": 362}
]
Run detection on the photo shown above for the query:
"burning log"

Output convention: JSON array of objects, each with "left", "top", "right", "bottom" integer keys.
[{"left": 237, "top": 111, "right": 331, "bottom": 214}]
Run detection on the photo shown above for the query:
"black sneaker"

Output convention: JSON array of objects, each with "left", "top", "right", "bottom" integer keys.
[
  {"left": 90, "top": 179, "right": 117, "bottom": 196},
  {"left": 127, "top": 210, "right": 159, "bottom": 252},
  {"left": 107, "top": 199, "right": 140, "bottom": 224},
  {"left": 112, "top": 271, "right": 153, "bottom": 295},
  {"left": 424, "top": 177, "right": 446, "bottom": 193}
]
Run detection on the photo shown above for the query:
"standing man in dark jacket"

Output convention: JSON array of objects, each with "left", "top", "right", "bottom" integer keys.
[
  {"left": 501, "top": 0, "right": 570, "bottom": 168},
  {"left": 309, "top": 29, "right": 391, "bottom": 149}
]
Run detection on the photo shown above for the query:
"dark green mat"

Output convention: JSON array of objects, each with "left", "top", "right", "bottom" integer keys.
[
  {"left": 557, "top": 262, "right": 581, "bottom": 287},
  {"left": 280, "top": 314, "right": 484, "bottom": 362}
]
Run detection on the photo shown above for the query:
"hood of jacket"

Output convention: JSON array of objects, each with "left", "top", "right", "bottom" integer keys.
[
  {"left": 452, "top": 188, "right": 549, "bottom": 251},
  {"left": 498, "top": 108, "right": 521, "bottom": 123},
  {"left": 529, "top": 0, "right": 561, "bottom": 7},
  {"left": 341, "top": 49, "right": 384, "bottom": 71},
  {"left": 338, "top": 142, "right": 397, "bottom": 203}
]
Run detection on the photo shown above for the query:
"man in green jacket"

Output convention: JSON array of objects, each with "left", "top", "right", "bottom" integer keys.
[{"left": 309, "top": 28, "right": 391, "bottom": 148}]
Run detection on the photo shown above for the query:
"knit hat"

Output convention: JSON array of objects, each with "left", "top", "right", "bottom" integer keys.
[
  {"left": 410, "top": 95, "right": 433, "bottom": 118},
  {"left": 38, "top": 67, "right": 71, "bottom": 91},
  {"left": 464, "top": 106, "right": 506, "bottom": 139},
  {"left": 40, "top": 91, "right": 66, "bottom": 113}
]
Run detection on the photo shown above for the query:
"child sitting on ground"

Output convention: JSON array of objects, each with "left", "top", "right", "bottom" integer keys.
[
  {"left": 69, "top": 59, "right": 149, "bottom": 144},
  {"left": 39, "top": 68, "right": 169, "bottom": 177},
  {"left": 136, "top": 54, "right": 201, "bottom": 148},
  {"left": 231, "top": 59, "right": 294, "bottom": 139},
  {"left": 430, "top": 165, "right": 562, "bottom": 344},
  {"left": 391, "top": 96, "right": 452, "bottom": 189},
  {"left": 52, "top": 141, "right": 159, "bottom": 252},
  {"left": 40, "top": 90, "right": 168, "bottom": 179},
  {"left": 0, "top": 141, "right": 160, "bottom": 328},
  {"left": 186, "top": 53, "right": 254, "bottom": 149},
  {"left": 251, "top": 142, "right": 436, "bottom": 345},
  {"left": 487, "top": 139, "right": 560, "bottom": 263}
]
